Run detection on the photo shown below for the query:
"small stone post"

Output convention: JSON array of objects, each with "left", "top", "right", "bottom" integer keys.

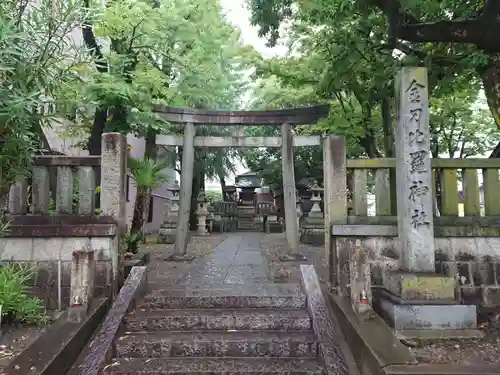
[
  {"left": 68, "top": 249, "right": 96, "bottom": 322},
  {"left": 349, "top": 239, "right": 373, "bottom": 317},
  {"left": 8, "top": 178, "right": 28, "bottom": 214},
  {"left": 323, "top": 135, "right": 348, "bottom": 290},
  {"left": 100, "top": 133, "right": 127, "bottom": 295},
  {"left": 172, "top": 122, "right": 196, "bottom": 260},
  {"left": 196, "top": 190, "right": 208, "bottom": 236},
  {"left": 158, "top": 181, "right": 180, "bottom": 244},
  {"left": 280, "top": 123, "right": 304, "bottom": 260}
]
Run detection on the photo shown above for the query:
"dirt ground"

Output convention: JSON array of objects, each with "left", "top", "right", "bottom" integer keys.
[
  {"left": 408, "top": 319, "right": 500, "bottom": 365},
  {"left": 259, "top": 233, "right": 500, "bottom": 367},
  {"left": 0, "top": 324, "right": 49, "bottom": 372}
]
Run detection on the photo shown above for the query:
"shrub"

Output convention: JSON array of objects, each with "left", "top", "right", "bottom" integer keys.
[{"left": 0, "top": 263, "right": 43, "bottom": 325}]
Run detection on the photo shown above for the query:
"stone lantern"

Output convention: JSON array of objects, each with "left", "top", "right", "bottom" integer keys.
[
  {"left": 196, "top": 190, "right": 209, "bottom": 236},
  {"left": 158, "top": 181, "right": 180, "bottom": 244},
  {"left": 308, "top": 181, "right": 324, "bottom": 221}
]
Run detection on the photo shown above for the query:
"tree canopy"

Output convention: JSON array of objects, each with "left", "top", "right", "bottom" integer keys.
[{"left": 242, "top": 0, "right": 500, "bottom": 186}]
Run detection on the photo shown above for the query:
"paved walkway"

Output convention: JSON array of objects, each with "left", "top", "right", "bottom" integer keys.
[{"left": 173, "top": 233, "right": 272, "bottom": 287}]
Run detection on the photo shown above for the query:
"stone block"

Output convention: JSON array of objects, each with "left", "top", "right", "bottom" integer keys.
[
  {"left": 158, "top": 227, "right": 176, "bottom": 244},
  {"left": 379, "top": 296, "right": 477, "bottom": 330},
  {"left": 383, "top": 270, "right": 455, "bottom": 301},
  {"left": 300, "top": 228, "right": 324, "bottom": 246}
]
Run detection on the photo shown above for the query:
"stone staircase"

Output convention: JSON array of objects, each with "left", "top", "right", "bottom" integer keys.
[
  {"left": 237, "top": 205, "right": 259, "bottom": 231},
  {"left": 103, "top": 284, "right": 327, "bottom": 375},
  {"left": 237, "top": 214, "right": 258, "bottom": 231}
]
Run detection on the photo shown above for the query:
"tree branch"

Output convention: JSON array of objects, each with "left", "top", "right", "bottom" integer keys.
[
  {"left": 481, "top": 0, "right": 500, "bottom": 21},
  {"left": 395, "top": 20, "right": 483, "bottom": 45},
  {"left": 82, "top": 0, "right": 107, "bottom": 73},
  {"left": 372, "top": 0, "right": 500, "bottom": 51}
]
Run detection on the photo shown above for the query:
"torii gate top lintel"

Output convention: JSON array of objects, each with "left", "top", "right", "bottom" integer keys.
[{"left": 153, "top": 104, "right": 330, "bottom": 125}]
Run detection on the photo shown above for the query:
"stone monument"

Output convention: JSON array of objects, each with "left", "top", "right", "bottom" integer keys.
[
  {"left": 158, "top": 181, "right": 180, "bottom": 244},
  {"left": 378, "top": 67, "right": 477, "bottom": 333}
]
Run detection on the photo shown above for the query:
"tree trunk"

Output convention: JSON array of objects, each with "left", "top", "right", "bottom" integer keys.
[
  {"left": 129, "top": 186, "right": 148, "bottom": 252},
  {"left": 190, "top": 160, "right": 203, "bottom": 231},
  {"left": 219, "top": 172, "right": 226, "bottom": 200},
  {"left": 480, "top": 53, "right": 500, "bottom": 129},
  {"left": 141, "top": 129, "right": 157, "bottom": 235},
  {"left": 381, "top": 97, "right": 394, "bottom": 157}
]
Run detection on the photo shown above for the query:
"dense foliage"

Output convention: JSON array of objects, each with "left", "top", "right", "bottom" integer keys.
[{"left": 243, "top": 0, "right": 500, "bottom": 186}]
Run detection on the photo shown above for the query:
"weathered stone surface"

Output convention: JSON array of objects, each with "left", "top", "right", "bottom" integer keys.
[
  {"left": 125, "top": 309, "right": 311, "bottom": 331},
  {"left": 140, "top": 285, "right": 306, "bottom": 310},
  {"left": 77, "top": 266, "right": 147, "bottom": 375},
  {"left": 383, "top": 270, "right": 455, "bottom": 301},
  {"left": 379, "top": 297, "right": 477, "bottom": 330},
  {"left": 281, "top": 122, "right": 300, "bottom": 253},
  {"left": 348, "top": 240, "right": 372, "bottom": 314},
  {"left": 394, "top": 67, "right": 435, "bottom": 273},
  {"left": 301, "top": 264, "right": 351, "bottom": 375},
  {"left": 116, "top": 331, "right": 317, "bottom": 358},
  {"left": 93, "top": 235, "right": 331, "bottom": 375},
  {"left": 68, "top": 250, "right": 96, "bottom": 322},
  {"left": 102, "top": 358, "right": 326, "bottom": 375},
  {"left": 175, "top": 122, "right": 196, "bottom": 256}
]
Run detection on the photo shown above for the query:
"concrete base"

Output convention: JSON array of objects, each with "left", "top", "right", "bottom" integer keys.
[
  {"left": 279, "top": 253, "right": 307, "bottom": 262},
  {"left": 378, "top": 293, "right": 477, "bottom": 330},
  {"left": 383, "top": 270, "right": 455, "bottom": 301},
  {"left": 396, "top": 328, "right": 484, "bottom": 340},
  {"left": 164, "top": 254, "right": 195, "bottom": 262}
]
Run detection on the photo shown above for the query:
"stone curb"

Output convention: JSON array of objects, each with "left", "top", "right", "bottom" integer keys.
[
  {"left": 3, "top": 297, "right": 108, "bottom": 375},
  {"left": 76, "top": 266, "right": 148, "bottom": 375},
  {"left": 300, "top": 264, "right": 360, "bottom": 375},
  {"left": 327, "top": 292, "right": 500, "bottom": 375}
]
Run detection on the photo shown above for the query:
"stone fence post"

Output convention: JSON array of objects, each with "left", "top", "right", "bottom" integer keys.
[{"left": 100, "top": 133, "right": 127, "bottom": 296}]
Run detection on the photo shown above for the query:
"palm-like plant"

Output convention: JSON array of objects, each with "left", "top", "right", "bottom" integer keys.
[{"left": 127, "top": 157, "right": 170, "bottom": 252}]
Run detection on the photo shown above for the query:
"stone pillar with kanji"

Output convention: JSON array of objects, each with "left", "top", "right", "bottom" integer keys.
[{"left": 378, "top": 67, "right": 478, "bottom": 334}]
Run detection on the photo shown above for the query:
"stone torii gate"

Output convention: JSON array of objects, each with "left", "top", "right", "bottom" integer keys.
[{"left": 153, "top": 104, "right": 335, "bottom": 260}]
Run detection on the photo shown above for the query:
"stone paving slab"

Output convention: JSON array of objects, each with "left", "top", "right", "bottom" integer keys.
[
  {"left": 103, "top": 357, "right": 326, "bottom": 375},
  {"left": 149, "top": 233, "right": 274, "bottom": 288},
  {"left": 147, "top": 283, "right": 304, "bottom": 297},
  {"left": 124, "top": 308, "right": 312, "bottom": 331},
  {"left": 116, "top": 330, "right": 318, "bottom": 358}
]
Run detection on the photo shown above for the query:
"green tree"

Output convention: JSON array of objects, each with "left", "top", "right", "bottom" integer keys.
[
  {"left": 127, "top": 157, "right": 169, "bottom": 252},
  {"left": 249, "top": 0, "right": 500, "bottom": 130},
  {"left": 1, "top": 0, "right": 85, "bottom": 213}
]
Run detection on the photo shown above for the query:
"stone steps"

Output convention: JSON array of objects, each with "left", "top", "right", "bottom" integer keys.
[
  {"left": 140, "top": 285, "right": 306, "bottom": 309},
  {"left": 105, "top": 283, "right": 326, "bottom": 375},
  {"left": 124, "top": 308, "right": 312, "bottom": 331},
  {"left": 102, "top": 358, "right": 326, "bottom": 375},
  {"left": 116, "top": 330, "right": 318, "bottom": 358}
]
